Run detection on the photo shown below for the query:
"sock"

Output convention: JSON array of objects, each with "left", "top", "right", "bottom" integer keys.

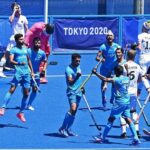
[
  {"left": 1, "top": 92, "right": 12, "bottom": 108},
  {"left": 19, "top": 96, "right": 28, "bottom": 113},
  {"left": 103, "top": 122, "right": 113, "bottom": 139},
  {"left": 132, "top": 112, "right": 139, "bottom": 131},
  {"left": 27, "top": 92, "right": 37, "bottom": 106},
  {"left": 120, "top": 117, "right": 127, "bottom": 133},
  {"left": 66, "top": 114, "right": 75, "bottom": 131},
  {"left": 0, "top": 58, "right": 6, "bottom": 73},
  {"left": 61, "top": 112, "right": 72, "bottom": 130},
  {"left": 129, "top": 122, "right": 138, "bottom": 140}
]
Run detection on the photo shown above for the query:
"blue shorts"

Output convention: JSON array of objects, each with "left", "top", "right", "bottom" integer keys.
[
  {"left": 100, "top": 65, "right": 112, "bottom": 77},
  {"left": 110, "top": 103, "right": 131, "bottom": 119},
  {"left": 11, "top": 73, "right": 31, "bottom": 89},
  {"left": 67, "top": 92, "right": 82, "bottom": 106}
]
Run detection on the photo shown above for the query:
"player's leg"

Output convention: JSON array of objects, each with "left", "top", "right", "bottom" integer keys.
[
  {"left": 0, "top": 84, "right": 17, "bottom": 116},
  {"left": 124, "top": 106, "right": 141, "bottom": 145},
  {"left": 120, "top": 116, "right": 127, "bottom": 138},
  {"left": 27, "top": 78, "right": 40, "bottom": 111},
  {"left": 16, "top": 74, "right": 30, "bottom": 122}
]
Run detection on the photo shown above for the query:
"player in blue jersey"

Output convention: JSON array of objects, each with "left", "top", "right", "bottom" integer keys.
[
  {"left": 59, "top": 53, "right": 83, "bottom": 137},
  {"left": 95, "top": 30, "right": 120, "bottom": 107},
  {"left": 110, "top": 47, "right": 126, "bottom": 104},
  {"left": 0, "top": 33, "right": 33, "bottom": 122},
  {"left": 27, "top": 37, "right": 47, "bottom": 111},
  {"left": 92, "top": 65, "right": 141, "bottom": 145}
]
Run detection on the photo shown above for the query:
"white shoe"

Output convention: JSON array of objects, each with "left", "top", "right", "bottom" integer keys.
[
  {"left": 27, "top": 105, "right": 35, "bottom": 111},
  {"left": 0, "top": 72, "right": 6, "bottom": 78}
]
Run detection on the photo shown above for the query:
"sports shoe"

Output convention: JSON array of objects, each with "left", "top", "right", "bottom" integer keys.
[
  {"left": 16, "top": 113, "right": 26, "bottom": 123},
  {"left": 120, "top": 132, "right": 127, "bottom": 138},
  {"left": 67, "top": 130, "right": 78, "bottom": 136},
  {"left": 27, "top": 105, "right": 35, "bottom": 111},
  {"left": 40, "top": 77, "right": 48, "bottom": 84},
  {"left": 132, "top": 139, "right": 141, "bottom": 145},
  {"left": 4, "top": 67, "right": 14, "bottom": 71},
  {"left": 0, "top": 108, "right": 5, "bottom": 116},
  {"left": 59, "top": 128, "right": 69, "bottom": 137},
  {"left": 92, "top": 136, "right": 109, "bottom": 143},
  {"left": 0, "top": 72, "right": 6, "bottom": 78}
]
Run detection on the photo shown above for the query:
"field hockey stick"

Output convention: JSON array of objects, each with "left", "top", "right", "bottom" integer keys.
[
  {"left": 75, "top": 58, "right": 102, "bottom": 94},
  {"left": 137, "top": 93, "right": 150, "bottom": 121},
  {"left": 28, "top": 67, "right": 41, "bottom": 93},
  {"left": 82, "top": 94, "right": 101, "bottom": 131},
  {"left": 136, "top": 97, "right": 150, "bottom": 126}
]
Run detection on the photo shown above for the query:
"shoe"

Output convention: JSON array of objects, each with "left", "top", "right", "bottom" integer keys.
[
  {"left": 0, "top": 108, "right": 5, "bottom": 116},
  {"left": 16, "top": 113, "right": 26, "bottom": 123},
  {"left": 120, "top": 132, "right": 127, "bottom": 138},
  {"left": 0, "top": 72, "right": 6, "bottom": 78},
  {"left": 66, "top": 130, "right": 78, "bottom": 136},
  {"left": 132, "top": 139, "right": 141, "bottom": 145},
  {"left": 92, "top": 136, "right": 109, "bottom": 143},
  {"left": 27, "top": 105, "right": 35, "bottom": 111},
  {"left": 136, "top": 131, "right": 142, "bottom": 138},
  {"left": 40, "top": 77, "right": 48, "bottom": 84},
  {"left": 59, "top": 128, "right": 69, "bottom": 138}
]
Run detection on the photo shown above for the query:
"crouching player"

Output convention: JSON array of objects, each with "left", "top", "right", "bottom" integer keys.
[{"left": 92, "top": 65, "right": 141, "bottom": 145}]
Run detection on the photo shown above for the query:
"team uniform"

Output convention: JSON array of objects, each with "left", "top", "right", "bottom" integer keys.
[
  {"left": 120, "top": 61, "right": 145, "bottom": 137},
  {"left": 26, "top": 48, "right": 46, "bottom": 109},
  {"left": 137, "top": 32, "right": 150, "bottom": 90},
  {"left": 99, "top": 42, "right": 120, "bottom": 76},
  {"left": 94, "top": 75, "right": 140, "bottom": 144},
  {"left": 99, "top": 42, "right": 120, "bottom": 106},
  {"left": 27, "top": 48, "right": 46, "bottom": 86},
  {"left": 0, "top": 46, "right": 30, "bottom": 112},
  {"left": 7, "top": 15, "right": 28, "bottom": 51},
  {"left": 66, "top": 65, "right": 82, "bottom": 105},
  {"left": 59, "top": 64, "right": 82, "bottom": 137}
]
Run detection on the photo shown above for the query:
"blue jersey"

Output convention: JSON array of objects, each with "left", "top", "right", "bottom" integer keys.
[
  {"left": 10, "top": 46, "right": 29, "bottom": 75},
  {"left": 99, "top": 42, "right": 120, "bottom": 68},
  {"left": 27, "top": 48, "right": 46, "bottom": 75},
  {"left": 65, "top": 65, "right": 82, "bottom": 93},
  {"left": 113, "top": 75, "right": 130, "bottom": 105}
]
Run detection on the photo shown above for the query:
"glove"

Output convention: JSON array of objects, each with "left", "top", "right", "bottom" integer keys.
[
  {"left": 76, "top": 72, "right": 82, "bottom": 79},
  {"left": 40, "top": 70, "right": 46, "bottom": 78},
  {"left": 81, "top": 87, "right": 85, "bottom": 94},
  {"left": 92, "top": 68, "right": 97, "bottom": 74}
]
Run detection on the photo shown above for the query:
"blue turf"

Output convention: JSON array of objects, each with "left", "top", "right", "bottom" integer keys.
[{"left": 0, "top": 54, "right": 150, "bottom": 149}]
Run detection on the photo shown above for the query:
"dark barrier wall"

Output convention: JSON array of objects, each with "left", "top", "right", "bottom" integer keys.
[
  {"left": 0, "top": 15, "right": 150, "bottom": 53},
  {"left": 1, "top": 0, "right": 150, "bottom": 16}
]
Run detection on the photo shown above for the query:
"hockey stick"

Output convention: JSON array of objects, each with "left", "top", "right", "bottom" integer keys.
[
  {"left": 136, "top": 98, "right": 150, "bottom": 126},
  {"left": 82, "top": 94, "right": 101, "bottom": 131},
  {"left": 28, "top": 67, "right": 41, "bottom": 93},
  {"left": 137, "top": 93, "right": 150, "bottom": 121},
  {"left": 75, "top": 58, "right": 102, "bottom": 94}
]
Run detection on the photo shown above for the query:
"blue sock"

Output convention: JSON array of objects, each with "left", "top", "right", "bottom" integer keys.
[
  {"left": 103, "top": 122, "right": 113, "bottom": 139},
  {"left": 20, "top": 96, "right": 28, "bottom": 113},
  {"left": 129, "top": 122, "right": 138, "bottom": 139},
  {"left": 66, "top": 114, "right": 75, "bottom": 130},
  {"left": 1, "top": 92, "right": 12, "bottom": 108},
  {"left": 27, "top": 92, "right": 37, "bottom": 106},
  {"left": 61, "top": 112, "right": 72, "bottom": 130}
]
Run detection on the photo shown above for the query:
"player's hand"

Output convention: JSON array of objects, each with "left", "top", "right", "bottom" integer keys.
[
  {"left": 92, "top": 68, "right": 97, "bottom": 74},
  {"left": 18, "top": 62, "right": 26, "bottom": 65},
  {"left": 40, "top": 70, "right": 46, "bottom": 78},
  {"left": 81, "top": 87, "right": 85, "bottom": 94},
  {"left": 76, "top": 72, "right": 82, "bottom": 78},
  {"left": 13, "top": 5, "right": 19, "bottom": 13}
]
